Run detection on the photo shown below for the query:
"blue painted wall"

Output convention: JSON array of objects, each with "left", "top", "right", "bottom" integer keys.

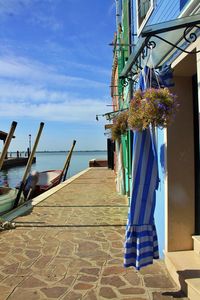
[{"left": 155, "top": 129, "right": 166, "bottom": 257}]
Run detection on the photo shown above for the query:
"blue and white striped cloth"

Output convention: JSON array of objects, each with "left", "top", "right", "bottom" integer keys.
[
  {"left": 124, "top": 66, "right": 160, "bottom": 270},
  {"left": 124, "top": 129, "right": 159, "bottom": 270},
  {"left": 139, "top": 65, "right": 174, "bottom": 88},
  {"left": 157, "top": 65, "right": 174, "bottom": 88}
]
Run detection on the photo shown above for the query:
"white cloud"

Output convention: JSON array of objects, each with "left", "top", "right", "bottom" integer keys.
[
  {"left": 0, "top": 80, "right": 70, "bottom": 103},
  {"left": 0, "top": 54, "right": 109, "bottom": 124},
  {"left": 0, "top": 97, "right": 107, "bottom": 123},
  {"left": 0, "top": 55, "right": 107, "bottom": 89}
]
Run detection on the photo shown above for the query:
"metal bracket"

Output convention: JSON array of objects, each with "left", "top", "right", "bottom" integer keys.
[
  {"left": 120, "top": 70, "right": 138, "bottom": 87},
  {"left": 146, "top": 25, "right": 200, "bottom": 54}
]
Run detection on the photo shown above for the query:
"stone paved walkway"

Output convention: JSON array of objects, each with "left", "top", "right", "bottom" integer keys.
[{"left": 0, "top": 168, "right": 188, "bottom": 300}]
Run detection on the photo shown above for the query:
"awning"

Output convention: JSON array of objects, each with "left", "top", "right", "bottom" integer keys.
[{"left": 120, "top": 14, "right": 200, "bottom": 78}]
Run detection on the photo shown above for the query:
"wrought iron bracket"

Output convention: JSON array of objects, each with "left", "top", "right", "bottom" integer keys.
[
  {"left": 119, "top": 15, "right": 200, "bottom": 85},
  {"left": 145, "top": 24, "right": 200, "bottom": 55},
  {"left": 120, "top": 71, "right": 138, "bottom": 87}
]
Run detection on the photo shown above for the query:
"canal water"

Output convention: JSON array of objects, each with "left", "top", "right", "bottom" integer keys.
[{"left": 0, "top": 151, "right": 107, "bottom": 188}]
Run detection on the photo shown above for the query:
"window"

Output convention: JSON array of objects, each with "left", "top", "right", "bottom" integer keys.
[{"left": 137, "top": 0, "right": 154, "bottom": 33}]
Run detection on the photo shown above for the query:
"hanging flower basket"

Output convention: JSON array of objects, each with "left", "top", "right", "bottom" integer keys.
[
  {"left": 111, "top": 111, "right": 129, "bottom": 140},
  {"left": 128, "top": 88, "right": 179, "bottom": 131}
]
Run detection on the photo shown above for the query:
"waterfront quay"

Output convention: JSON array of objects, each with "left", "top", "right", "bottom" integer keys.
[
  {"left": 1, "top": 156, "right": 36, "bottom": 170},
  {"left": 0, "top": 168, "right": 186, "bottom": 300}
]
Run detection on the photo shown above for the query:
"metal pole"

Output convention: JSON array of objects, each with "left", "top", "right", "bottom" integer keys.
[
  {"left": 29, "top": 134, "right": 31, "bottom": 153},
  {"left": 14, "top": 122, "right": 44, "bottom": 208},
  {"left": 0, "top": 121, "right": 17, "bottom": 170}
]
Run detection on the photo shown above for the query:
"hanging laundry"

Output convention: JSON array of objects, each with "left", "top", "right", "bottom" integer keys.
[
  {"left": 124, "top": 66, "right": 160, "bottom": 270},
  {"left": 157, "top": 65, "right": 175, "bottom": 88},
  {"left": 140, "top": 65, "right": 175, "bottom": 89}
]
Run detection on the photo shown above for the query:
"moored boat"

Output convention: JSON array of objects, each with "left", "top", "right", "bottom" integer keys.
[
  {"left": 24, "top": 140, "right": 76, "bottom": 199},
  {"left": 0, "top": 122, "right": 45, "bottom": 213},
  {"left": 33, "top": 169, "right": 62, "bottom": 196},
  {"left": 0, "top": 187, "right": 23, "bottom": 215}
]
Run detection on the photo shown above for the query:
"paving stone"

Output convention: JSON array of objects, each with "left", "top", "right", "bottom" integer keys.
[
  {"left": 121, "top": 298, "right": 148, "bottom": 300},
  {"left": 83, "top": 289, "right": 98, "bottom": 300},
  {"left": 2, "top": 263, "right": 19, "bottom": 275},
  {"left": 59, "top": 275, "right": 76, "bottom": 286},
  {"left": 1, "top": 275, "right": 25, "bottom": 288},
  {"left": 68, "top": 258, "right": 93, "bottom": 269},
  {"left": 111, "top": 241, "right": 123, "bottom": 248},
  {"left": 80, "top": 267, "right": 100, "bottom": 276},
  {"left": 7, "top": 288, "right": 41, "bottom": 300},
  {"left": 62, "top": 290, "right": 82, "bottom": 300},
  {"left": 123, "top": 271, "right": 141, "bottom": 286},
  {"left": 17, "top": 267, "right": 32, "bottom": 276},
  {"left": 41, "top": 286, "right": 67, "bottom": 298},
  {"left": 107, "top": 258, "right": 123, "bottom": 265},
  {"left": 32, "top": 256, "right": 52, "bottom": 269},
  {"left": 0, "top": 169, "right": 181, "bottom": 300},
  {"left": 36, "top": 269, "right": 61, "bottom": 283},
  {"left": 73, "top": 282, "right": 94, "bottom": 290},
  {"left": 102, "top": 266, "right": 125, "bottom": 276},
  {"left": 21, "top": 258, "right": 37, "bottom": 268},
  {"left": 25, "top": 250, "right": 40, "bottom": 259},
  {"left": 0, "top": 272, "right": 8, "bottom": 282},
  {"left": 20, "top": 275, "right": 46, "bottom": 288},
  {"left": 100, "top": 275, "right": 126, "bottom": 288},
  {"left": 11, "top": 247, "right": 24, "bottom": 253},
  {"left": 42, "top": 246, "right": 58, "bottom": 255},
  {"left": 144, "top": 275, "right": 176, "bottom": 288},
  {"left": 78, "top": 274, "right": 98, "bottom": 283},
  {"left": 152, "top": 292, "right": 174, "bottom": 299},
  {"left": 99, "top": 286, "right": 117, "bottom": 299},
  {"left": 119, "top": 287, "right": 145, "bottom": 295},
  {"left": 0, "top": 286, "right": 12, "bottom": 299},
  {"left": 140, "top": 261, "right": 166, "bottom": 275},
  {"left": 52, "top": 264, "right": 67, "bottom": 277}
]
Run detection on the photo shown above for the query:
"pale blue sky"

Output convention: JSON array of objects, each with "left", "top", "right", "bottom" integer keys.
[{"left": 0, "top": 0, "right": 115, "bottom": 151}]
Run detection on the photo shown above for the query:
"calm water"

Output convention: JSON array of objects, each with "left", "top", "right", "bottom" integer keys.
[{"left": 0, "top": 151, "right": 107, "bottom": 188}]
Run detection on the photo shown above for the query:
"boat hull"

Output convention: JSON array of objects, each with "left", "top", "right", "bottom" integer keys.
[
  {"left": 34, "top": 170, "right": 62, "bottom": 197},
  {"left": 0, "top": 187, "right": 19, "bottom": 215}
]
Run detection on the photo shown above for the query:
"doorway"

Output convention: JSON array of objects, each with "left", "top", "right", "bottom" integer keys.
[
  {"left": 192, "top": 74, "right": 200, "bottom": 234},
  {"left": 166, "top": 53, "right": 197, "bottom": 251}
]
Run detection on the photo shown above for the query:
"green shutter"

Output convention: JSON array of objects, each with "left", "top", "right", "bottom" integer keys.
[{"left": 122, "top": 0, "right": 129, "bottom": 61}]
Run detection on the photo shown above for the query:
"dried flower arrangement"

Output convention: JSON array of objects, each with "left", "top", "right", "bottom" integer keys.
[
  {"left": 128, "top": 88, "right": 179, "bottom": 131},
  {"left": 111, "top": 111, "right": 129, "bottom": 140}
]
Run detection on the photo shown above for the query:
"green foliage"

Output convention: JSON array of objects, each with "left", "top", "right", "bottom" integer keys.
[{"left": 128, "top": 88, "right": 179, "bottom": 131}]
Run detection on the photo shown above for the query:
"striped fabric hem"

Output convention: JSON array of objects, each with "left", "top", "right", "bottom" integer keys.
[{"left": 124, "top": 224, "right": 159, "bottom": 270}]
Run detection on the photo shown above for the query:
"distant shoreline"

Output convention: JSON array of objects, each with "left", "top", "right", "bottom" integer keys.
[
  {"left": 9, "top": 150, "right": 107, "bottom": 153},
  {"left": 36, "top": 150, "right": 107, "bottom": 153}
]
